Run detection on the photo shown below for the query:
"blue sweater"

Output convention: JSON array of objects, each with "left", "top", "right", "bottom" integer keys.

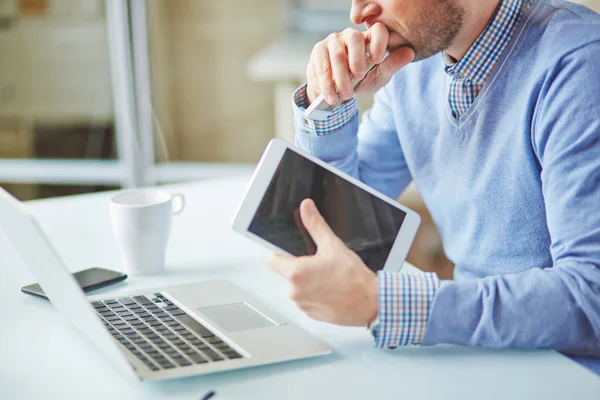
[{"left": 295, "top": 0, "right": 600, "bottom": 373}]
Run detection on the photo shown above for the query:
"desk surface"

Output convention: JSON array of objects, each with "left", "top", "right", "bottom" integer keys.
[{"left": 1, "top": 175, "right": 599, "bottom": 399}]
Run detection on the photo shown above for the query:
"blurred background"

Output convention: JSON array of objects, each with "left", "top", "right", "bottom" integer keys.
[{"left": 1, "top": 0, "right": 598, "bottom": 279}]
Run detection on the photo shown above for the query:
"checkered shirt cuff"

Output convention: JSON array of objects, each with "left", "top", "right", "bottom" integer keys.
[
  {"left": 292, "top": 84, "right": 358, "bottom": 136},
  {"left": 374, "top": 271, "right": 440, "bottom": 347}
]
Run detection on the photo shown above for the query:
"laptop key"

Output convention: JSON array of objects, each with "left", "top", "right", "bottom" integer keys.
[
  {"left": 172, "top": 356, "right": 191, "bottom": 367},
  {"left": 206, "top": 337, "right": 222, "bottom": 344},
  {"left": 117, "top": 311, "right": 133, "bottom": 317},
  {"left": 118, "top": 297, "right": 136, "bottom": 305},
  {"left": 189, "top": 353, "right": 209, "bottom": 364},
  {"left": 201, "top": 349, "right": 224, "bottom": 362},
  {"left": 168, "top": 310, "right": 186, "bottom": 316},
  {"left": 92, "top": 301, "right": 105, "bottom": 308},
  {"left": 133, "top": 296, "right": 153, "bottom": 306},
  {"left": 224, "top": 351, "right": 242, "bottom": 359}
]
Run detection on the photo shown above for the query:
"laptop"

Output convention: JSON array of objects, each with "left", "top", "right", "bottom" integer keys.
[{"left": 0, "top": 187, "right": 332, "bottom": 381}]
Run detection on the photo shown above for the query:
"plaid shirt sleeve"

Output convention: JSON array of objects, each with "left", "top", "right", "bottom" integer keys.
[
  {"left": 374, "top": 271, "right": 441, "bottom": 347},
  {"left": 293, "top": 84, "right": 358, "bottom": 136}
]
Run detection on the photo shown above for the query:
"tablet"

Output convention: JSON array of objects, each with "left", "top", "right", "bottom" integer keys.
[{"left": 231, "top": 138, "right": 421, "bottom": 273}]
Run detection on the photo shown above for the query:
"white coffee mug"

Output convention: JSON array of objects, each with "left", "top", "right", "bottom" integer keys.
[{"left": 109, "top": 190, "right": 185, "bottom": 276}]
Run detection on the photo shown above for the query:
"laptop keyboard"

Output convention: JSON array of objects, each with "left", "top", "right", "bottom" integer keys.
[{"left": 92, "top": 293, "right": 243, "bottom": 372}]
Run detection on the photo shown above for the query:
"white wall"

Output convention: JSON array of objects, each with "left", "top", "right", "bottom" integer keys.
[{"left": 573, "top": 0, "right": 600, "bottom": 12}]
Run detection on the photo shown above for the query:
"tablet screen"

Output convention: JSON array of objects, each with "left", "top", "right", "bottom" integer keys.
[{"left": 248, "top": 149, "right": 407, "bottom": 272}]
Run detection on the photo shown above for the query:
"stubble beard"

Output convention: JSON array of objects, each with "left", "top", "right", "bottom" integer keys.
[{"left": 389, "top": 0, "right": 466, "bottom": 61}]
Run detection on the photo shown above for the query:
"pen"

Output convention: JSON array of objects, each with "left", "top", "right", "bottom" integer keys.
[{"left": 200, "top": 391, "right": 216, "bottom": 400}]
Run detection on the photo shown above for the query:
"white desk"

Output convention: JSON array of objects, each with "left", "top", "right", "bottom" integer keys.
[{"left": 1, "top": 175, "right": 599, "bottom": 399}]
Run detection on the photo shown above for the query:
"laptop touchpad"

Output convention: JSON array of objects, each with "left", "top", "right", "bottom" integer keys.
[{"left": 198, "top": 302, "right": 277, "bottom": 332}]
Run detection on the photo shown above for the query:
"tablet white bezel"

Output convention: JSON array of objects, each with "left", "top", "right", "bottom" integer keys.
[{"left": 231, "top": 138, "right": 421, "bottom": 272}]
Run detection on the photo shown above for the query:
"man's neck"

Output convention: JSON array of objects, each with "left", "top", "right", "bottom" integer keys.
[{"left": 446, "top": 0, "right": 502, "bottom": 61}]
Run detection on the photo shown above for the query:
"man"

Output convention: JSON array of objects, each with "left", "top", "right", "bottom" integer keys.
[{"left": 267, "top": 0, "right": 600, "bottom": 374}]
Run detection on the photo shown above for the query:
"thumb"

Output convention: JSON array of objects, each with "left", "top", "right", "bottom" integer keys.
[
  {"left": 299, "top": 199, "right": 337, "bottom": 248},
  {"left": 377, "top": 46, "right": 415, "bottom": 81}
]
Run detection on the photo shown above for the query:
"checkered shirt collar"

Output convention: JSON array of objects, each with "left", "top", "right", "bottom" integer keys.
[{"left": 444, "top": 0, "right": 530, "bottom": 84}]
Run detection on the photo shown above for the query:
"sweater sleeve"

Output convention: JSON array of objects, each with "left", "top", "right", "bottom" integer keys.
[
  {"left": 421, "top": 44, "right": 600, "bottom": 358},
  {"left": 294, "top": 84, "right": 413, "bottom": 199}
]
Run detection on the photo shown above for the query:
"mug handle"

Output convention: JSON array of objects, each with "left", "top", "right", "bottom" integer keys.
[{"left": 172, "top": 193, "right": 185, "bottom": 215}]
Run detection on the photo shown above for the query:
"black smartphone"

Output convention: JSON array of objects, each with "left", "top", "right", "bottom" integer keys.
[{"left": 21, "top": 267, "right": 127, "bottom": 300}]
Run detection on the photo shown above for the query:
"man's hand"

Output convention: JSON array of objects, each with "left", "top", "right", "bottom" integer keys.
[
  {"left": 306, "top": 22, "right": 415, "bottom": 104},
  {"left": 267, "top": 199, "right": 379, "bottom": 327}
]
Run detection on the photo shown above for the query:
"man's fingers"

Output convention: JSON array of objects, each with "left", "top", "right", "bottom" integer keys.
[
  {"left": 294, "top": 208, "right": 317, "bottom": 255},
  {"left": 328, "top": 37, "right": 353, "bottom": 100},
  {"left": 343, "top": 28, "right": 367, "bottom": 81},
  {"left": 299, "top": 199, "right": 337, "bottom": 249},
  {"left": 266, "top": 253, "right": 297, "bottom": 280},
  {"left": 313, "top": 40, "right": 337, "bottom": 104},
  {"left": 366, "top": 23, "right": 389, "bottom": 63},
  {"left": 377, "top": 46, "right": 415, "bottom": 80},
  {"left": 306, "top": 64, "right": 320, "bottom": 104}
]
